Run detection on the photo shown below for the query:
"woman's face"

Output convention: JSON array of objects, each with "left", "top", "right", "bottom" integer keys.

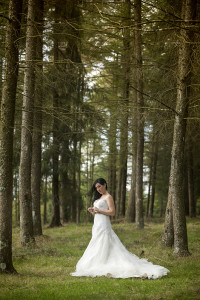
[{"left": 95, "top": 183, "right": 106, "bottom": 194}]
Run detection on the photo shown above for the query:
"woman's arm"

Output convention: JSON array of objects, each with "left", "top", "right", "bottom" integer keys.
[{"left": 94, "top": 195, "right": 115, "bottom": 216}]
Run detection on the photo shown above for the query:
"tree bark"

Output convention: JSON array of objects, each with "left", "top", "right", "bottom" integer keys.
[
  {"left": 49, "top": 106, "right": 62, "bottom": 227},
  {"left": 184, "top": 161, "right": 189, "bottom": 216},
  {"left": 43, "top": 174, "right": 48, "bottom": 225},
  {"left": 71, "top": 133, "right": 77, "bottom": 222},
  {"left": 146, "top": 159, "right": 153, "bottom": 218},
  {"left": 49, "top": 85, "right": 61, "bottom": 227},
  {"left": 0, "top": 57, "right": 2, "bottom": 107},
  {"left": 108, "top": 55, "right": 118, "bottom": 202},
  {"left": 31, "top": 0, "right": 44, "bottom": 236},
  {"left": 19, "top": 0, "right": 38, "bottom": 246},
  {"left": 116, "top": 0, "right": 130, "bottom": 218},
  {"left": 167, "top": 0, "right": 196, "bottom": 256},
  {"left": 163, "top": 193, "right": 174, "bottom": 247},
  {"left": 149, "top": 133, "right": 159, "bottom": 218},
  {"left": 125, "top": 29, "right": 138, "bottom": 223},
  {"left": 134, "top": 0, "right": 144, "bottom": 229},
  {"left": 186, "top": 139, "right": 196, "bottom": 217},
  {"left": 108, "top": 108, "right": 117, "bottom": 203},
  {"left": 60, "top": 136, "right": 70, "bottom": 223},
  {"left": 49, "top": 3, "right": 62, "bottom": 228},
  {"left": 0, "top": 0, "right": 22, "bottom": 273},
  {"left": 76, "top": 140, "right": 82, "bottom": 224}
]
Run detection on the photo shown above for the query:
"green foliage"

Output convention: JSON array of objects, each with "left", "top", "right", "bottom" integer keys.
[
  {"left": 1, "top": 219, "right": 200, "bottom": 299},
  {"left": 1, "top": 0, "right": 200, "bottom": 222}
]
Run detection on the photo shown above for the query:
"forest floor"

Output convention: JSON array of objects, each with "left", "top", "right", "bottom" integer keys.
[{"left": 0, "top": 218, "right": 200, "bottom": 300}]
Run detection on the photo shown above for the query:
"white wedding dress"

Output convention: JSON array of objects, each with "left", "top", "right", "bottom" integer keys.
[{"left": 71, "top": 199, "right": 169, "bottom": 279}]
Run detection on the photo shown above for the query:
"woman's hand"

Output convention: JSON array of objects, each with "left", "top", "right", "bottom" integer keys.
[{"left": 88, "top": 207, "right": 95, "bottom": 215}]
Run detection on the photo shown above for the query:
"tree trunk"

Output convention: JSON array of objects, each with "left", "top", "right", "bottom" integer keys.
[
  {"left": 125, "top": 30, "right": 138, "bottom": 223},
  {"left": 0, "top": 57, "right": 2, "bottom": 107},
  {"left": 108, "top": 55, "right": 118, "bottom": 204},
  {"left": 60, "top": 173, "right": 69, "bottom": 223},
  {"left": 19, "top": 0, "right": 38, "bottom": 246},
  {"left": 43, "top": 175, "right": 48, "bottom": 225},
  {"left": 13, "top": 174, "right": 19, "bottom": 225},
  {"left": 126, "top": 99, "right": 137, "bottom": 222},
  {"left": 49, "top": 86, "right": 61, "bottom": 227},
  {"left": 50, "top": 120, "right": 61, "bottom": 227},
  {"left": 134, "top": 0, "right": 144, "bottom": 229},
  {"left": 72, "top": 137, "right": 77, "bottom": 223},
  {"left": 186, "top": 139, "right": 196, "bottom": 217},
  {"left": 108, "top": 108, "right": 117, "bottom": 203},
  {"left": 76, "top": 140, "right": 82, "bottom": 224},
  {"left": 90, "top": 138, "right": 96, "bottom": 188},
  {"left": 163, "top": 193, "right": 174, "bottom": 247},
  {"left": 0, "top": 0, "right": 22, "bottom": 273},
  {"left": 49, "top": 3, "right": 62, "bottom": 227},
  {"left": 60, "top": 136, "right": 70, "bottom": 223},
  {"left": 116, "top": 0, "right": 130, "bottom": 218},
  {"left": 146, "top": 160, "right": 153, "bottom": 218},
  {"left": 126, "top": 159, "right": 136, "bottom": 222},
  {"left": 168, "top": 0, "right": 196, "bottom": 256},
  {"left": 184, "top": 161, "right": 189, "bottom": 216},
  {"left": 149, "top": 133, "right": 159, "bottom": 218},
  {"left": 31, "top": 0, "right": 44, "bottom": 236}
]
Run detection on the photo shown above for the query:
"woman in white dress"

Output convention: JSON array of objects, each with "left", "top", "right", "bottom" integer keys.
[{"left": 71, "top": 178, "right": 169, "bottom": 279}]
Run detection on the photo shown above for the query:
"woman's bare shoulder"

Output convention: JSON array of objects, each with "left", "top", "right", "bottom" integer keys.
[{"left": 105, "top": 193, "right": 114, "bottom": 202}]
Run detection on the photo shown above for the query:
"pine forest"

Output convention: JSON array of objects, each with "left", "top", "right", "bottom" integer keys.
[{"left": 0, "top": 0, "right": 200, "bottom": 277}]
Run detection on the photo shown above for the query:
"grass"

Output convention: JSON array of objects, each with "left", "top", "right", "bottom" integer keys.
[{"left": 0, "top": 218, "right": 200, "bottom": 299}]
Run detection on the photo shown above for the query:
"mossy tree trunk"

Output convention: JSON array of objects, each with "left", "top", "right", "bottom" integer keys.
[{"left": 166, "top": 0, "right": 196, "bottom": 256}]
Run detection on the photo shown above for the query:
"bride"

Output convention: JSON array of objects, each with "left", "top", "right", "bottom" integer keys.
[{"left": 71, "top": 178, "right": 169, "bottom": 279}]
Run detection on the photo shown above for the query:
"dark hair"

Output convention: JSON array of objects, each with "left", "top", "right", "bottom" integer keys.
[{"left": 88, "top": 178, "right": 107, "bottom": 202}]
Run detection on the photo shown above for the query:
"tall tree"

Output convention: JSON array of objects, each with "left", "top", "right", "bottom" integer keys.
[
  {"left": 108, "top": 54, "right": 119, "bottom": 204},
  {"left": 116, "top": 0, "right": 131, "bottom": 218},
  {"left": 19, "top": 0, "right": 38, "bottom": 245},
  {"left": 108, "top": 108, "right": 117, "bottom": 203},
  {"left": 49, "top": 9, "right": 62, "bottom": 227},
  {"left": 0, "top": 0, "right": 22, "bottom": 273},
  {"left": 125, "top": 58, "right": 137, "bottom": 222},
  {"left": 31, "top": 0, "right": 44, "bottom": 236},
  {"left": 164, "top": 0, "right": 196, "bottom": 255},
  {"left": 134, "top": 0, "right": 144, "bottom": 229}
]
